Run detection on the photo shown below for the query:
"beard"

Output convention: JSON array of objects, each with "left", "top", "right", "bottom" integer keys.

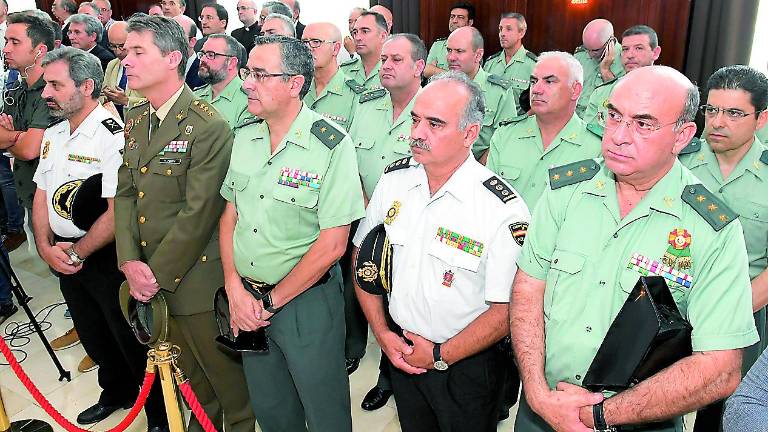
[
  {"left": 199, "top": 64, "right": 228, "bottom": 85},
  {"left": 47, "top": 91, "right": 85, "bottom": 119}
]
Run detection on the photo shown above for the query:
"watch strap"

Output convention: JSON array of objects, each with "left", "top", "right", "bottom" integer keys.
[
  {"left": 593, "top": 401, "right": 608, "bottom": 430},
  {"left": 262, "top": 291, "right": 281, "bottom": 314},
  {"left": 432, "top": 343, "right": 442, "bottom": 363}
]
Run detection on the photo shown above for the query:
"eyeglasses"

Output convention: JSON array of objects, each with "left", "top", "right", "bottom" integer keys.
[
  {"left": 301, "top": 38, "right": 333, "bottom": 49},
  {"left": 236, "top": 6, "right": 253, "bottom": 11},
  {"left": 598, "top": 109, "right": 678, "bottom": 137},
  {"left": 199, "top": 15, "right": 218, "bottom": 21},
  {"left": 109, "top": 43, "right": 125, "bottom": 50},
  {"left": 699, "top": 104, "right": 760, "bottom": 121},
  {"left": 197, "top": 50, "right": 235, "bottom": 61},
  {"left": 239, "top": 68, "right": 292, "bottom": 82}
]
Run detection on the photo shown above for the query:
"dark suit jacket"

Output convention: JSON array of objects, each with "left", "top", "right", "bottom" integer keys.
[
  {"left": 295, "top": 21, "right": 305, "bottom": 39},
  {"left": 231, "top": 25, "right": 259, "bottom": 56},
  {"left": 185, "top": 57, "right": 205, "bottom": 89},
  {"left": 62, "top": 22, "right": 71, "bottom": 46},
  {"left": 89, "top": 43, "right": 116, "bottom": 71}
]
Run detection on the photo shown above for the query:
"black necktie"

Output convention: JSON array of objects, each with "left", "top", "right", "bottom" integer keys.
[{"left": 150, "top": 113, "right": 160, "bottom": 141}]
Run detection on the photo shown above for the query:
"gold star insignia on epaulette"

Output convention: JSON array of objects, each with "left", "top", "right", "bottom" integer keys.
[
  {"left": 719, "top": 214, "right": 728, "bottom": 222},
  {"left": 708, "top": 203, "right": 718, "bottom": 212},
  {"left": 176, "top": 112, "right": 183, "bottom": 120},
  {"left": 696, "top": 195, "right": 706, "bottom": 203},
  {"left": 320, "top": 127, "right": 327, "bottom": 133},
  {"left": 552, "top": 174, "right": 561, "bottom": 181},
  {"left": 596, "top": 180, "right": 605, "bottom": 190},
  {"left": 193, "top": 100, "right": 200, "bottom": 106},
  {"left": 664, "top": 196, "right": 673, "bottom": 208},
  {"left": 566, "top": 170, "right": 574, "bottom": 177},
  {"left": 579, "top": 166, "right": 587, "bottom": 174},
  {"left": 329, "top": 134, "right": 336, "bottom": 141}
]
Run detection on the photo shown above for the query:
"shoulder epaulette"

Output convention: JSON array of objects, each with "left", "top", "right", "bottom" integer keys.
[
  {"left": 681, "top": 184, "right": 737, "bottom": 231},
  {"left": 47, "top": 118, "right": 67, "bottom": 128},
  {"left": 586, "top": 122, "right": 604, "bottom": 139},
  {"left": 486, "top": 51, "right": 502, "bottom": 62},
  {"left": 595, "top": 77, "right": 618, "bottom": 89},
  {"left": 101, "top": 118, "right": 123, "bottom": 135},
  {"left": 345, "top": 79, "right": 366, "bottom": 94},
  {"left": 311, "top": 119, "right": 344, "bottom": 149},
  {"left": 487, "top": 74, "right": 511, "bottom": 90},
  {"left": 233, "top": 117, "right": 264, "bottom": 131},
  {"left": 434, "top": 36, "right": 447, "bottom": 42},
  {"left": 574, "top": 45, "right": 586, "bottom": 54},
  {"left": 340, "top": 56, "right": 359, "bottom": 67},
  {"left": 678, "top": 137, "right": 701, "bottom": 155},
  {"left": 483, "top": 176, "right": 517, "bottom": 203},
  {"left": 383, "top": 157, "right": 412, "bottom": 174},
  {"left": 130, "top": 98, "right": 149, "bottom": 110},
  {"left": 190, "top": 99, "right": 216, "bottom": 118},
  {"left": 498, "top": 114, "right": 528, "bottom": 127},
  {"left": 525, "top": 50, "right": 538, "bottom": 62},
  {"left": 192, "top": 84, "right": 209, "bottom": 92},
  {"left": 359, "top": 88, "right": 387, "bottom": 103},
  {"left": 548, "top": 159, "right": 600, "bottom": 190},
  {"left": 761, "top": 150, "right": 768, "bottom": 165}
]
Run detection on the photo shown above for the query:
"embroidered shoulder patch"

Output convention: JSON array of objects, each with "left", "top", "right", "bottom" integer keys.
[
  {"left": 586, "top": 122, "right": 604, "bottom": 139},
  {"left": 345, "top": 79, "right": 366, "bottom": 94},
  {"left": 678, "top": 137, "right": 701, "bottom": 155},
  {"left": 483, "top": 176, "right": 517, "bottom": 203},
  {"left": 526, "top": 50, "right": 538, "bottom": 62},
  {"left": 383, "top": 157, "right": 412, "bottom": 174},
  {"left": 311, "top": 119, "right": 344, "bottom": 149},
  {"left": 101, "top": 118, "right": 123, "bottom": 135},
  {"left": 681, "top": 184, "right": 737, "bottom": 231},
  {"left": 486, "top": 74, "right": 511, "bottom": 90},
  {"left": 549, "top": 159, "right": 600, "bottom": 190},
  {"left": 761, "top": 149, "right": 768, "bottom": 165},
  {"left": 359, "top": 88, "right": 387, "bottom": 103}
]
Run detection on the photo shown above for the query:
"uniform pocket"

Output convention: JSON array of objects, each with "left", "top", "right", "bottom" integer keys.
[
  {"left": 148, "top": 158, "right": 191, "bottom": 202},
  {"left": 427, "top": 240, "right": 482, "bottom": 273},
  {"left": 544, "top": 249, "right": 586, "bottom": 318},
  {"left": 354, "top": 137, "right": 375, "bottom": 150},
  {"left": 272, "top": 186, "right": 319, "bottom": 209},
  {"left": 496, "top": 165, "right": 521, "bottom": 183}
]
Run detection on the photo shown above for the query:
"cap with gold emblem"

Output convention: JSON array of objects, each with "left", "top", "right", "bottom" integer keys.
[
  {"left": 52, "top": 174, "right": 108, "bottom": 231},
  {"left": 354, "top": 223, "right": 393, "bottom": 296},
  {"left": 119, "top": 281, "right": 169, "bottom": 346}
]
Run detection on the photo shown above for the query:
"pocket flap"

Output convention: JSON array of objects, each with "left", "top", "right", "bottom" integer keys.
[
  {"left": 355, "top": 137, "right": 375, "bottom": 150},
  {"left": 273, "top": 186, "right": 319, "bottom": 209},
  {"left": 225, "top": 171, "right": 250, "bottom": 192},
  {"left": 550, "top": 250, "right": 585, "bottom": 274},
  {"left": 497, "top": 165, "right": 521, "bottom": 181},
  {"left": 428, "top": 239, "right": 482, "bottom": 272}
]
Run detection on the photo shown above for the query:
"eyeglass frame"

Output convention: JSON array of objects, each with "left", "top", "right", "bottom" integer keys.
[
  {"left": 197, "top": 50, "right": 236, "bottom": 61},
  {"left": 301, "top": 38, "right": 334, "bottom": 49},
  {"left": 109, "top": 43, "right": 125, "bottom": 50},
  {"left": 239, "top": 67, "right": 294, "bottom": 82},
  {"left": 699, "top": 104, "right": 762, "bottom": 121},
  {"left": 597, "top": 108, "right": 680, "bottom": 137}
]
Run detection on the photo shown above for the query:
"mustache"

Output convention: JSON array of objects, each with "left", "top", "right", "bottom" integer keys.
[
  {"left": 409, "top": 138, "right": 431, "bottom": 150},
  {"left": 45, "top": 98, "right": 60, "bottom": 106}
]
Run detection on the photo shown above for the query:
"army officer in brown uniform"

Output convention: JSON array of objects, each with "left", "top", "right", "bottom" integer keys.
[{"left": 114, "top": 15, "right": 254, "bottom": 432}]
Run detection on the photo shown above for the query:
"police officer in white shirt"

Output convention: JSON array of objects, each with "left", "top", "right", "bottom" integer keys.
[
  {"left": 31, "top": 47, "right": 167, "bottom": 430},
  {"left": 353, "top": 71, "right": 531, "bottom": 432}
]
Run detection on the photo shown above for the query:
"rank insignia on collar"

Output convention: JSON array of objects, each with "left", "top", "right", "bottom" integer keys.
[
  {"left": 442, "top": 270, "right": 454, "bottom": 287},
  {"left": 663, "top": 228, "right": 692, "bottom": 270},
  {"left": 127, "top": 138, "right": 137, "bottom": 150},
  {"left": 185, "top": 125, "right": 194, "bottom": 135},
  {"left": 385, "top": 201, "right": 401, "bottom": 225},
  {"left": 125, "top": 119, "right": 134, "bottom": 134},
  {"left": 42, "top": 140, "right": 50, "bottom": 159}
]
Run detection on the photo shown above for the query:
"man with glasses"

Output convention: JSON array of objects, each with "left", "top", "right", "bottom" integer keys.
[
  {"left": 115, "top": 14, "right": 254, "bottom": 432},
  {"left": 260, "top": 13, "right": 294, "bottom": 37},
  {"left": 678, "top": 65, "right": 768, "bottom": 432},
  {"left": 343, "top": 11, "right": 387, "bottom": 93},
  {"left": 93, "top": 0, "right": 114, "bottom": 31},
  {"left": 231, "top": 0, "right": 259, "bottom": 55},
  {"left": 101, "top": 21, "right": 142, "bottom": 117},
  {"left": 160, "top": 0, "right": 184, "bottom": 18},
  {"left": 194, "top": 3, "right": 227, "bottom": 52},
  {"left": 194, "top": 34, "right": 249, "bottom": 128},
  {"left": 511, "top": 65, "right": 758, "bottom": 432},
  {"left": 573, "top": 18, "right": 624, "bottom": 118},
  {"left": 424, "top": 2, "right": 474, "bottom": 80},
  {"left": 222, "top": 35, "right": 363, "bottom": 431}
]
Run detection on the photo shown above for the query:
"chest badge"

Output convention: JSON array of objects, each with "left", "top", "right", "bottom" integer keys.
[
  {"left": 384, "top": 201, "right": 401, "bottom": 225},
  {"left": 663, "top": 228, "right": 692, "bottom": 270},
  {"left": 185, "top": 125, "right": 194, "bottom": 135},
  {"left": 442, "top": 270, "right": 454, "bottom": 287},
  {"left": 42, "top": 140, "right": 50, "bottom": 159}
]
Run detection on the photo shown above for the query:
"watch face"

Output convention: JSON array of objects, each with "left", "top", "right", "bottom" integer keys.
[{"left": 434, "top": 360, "right": 448, "bottom": 371}]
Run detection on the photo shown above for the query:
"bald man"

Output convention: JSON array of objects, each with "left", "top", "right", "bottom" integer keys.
[
  {"left": 232, "top": 0, "right": 259, "bottom": 54},
  {"left": 369, "top": 5, "right": 393, "bottom": 32},
  {"left": 172, "top": 14, "right": 204, "bottom": 88},
  {"left": 101, "top": 21, "right": 142, "bottom": 114},
  {"left": 573, "top": 18, "right": 624, "bottom": 118}
]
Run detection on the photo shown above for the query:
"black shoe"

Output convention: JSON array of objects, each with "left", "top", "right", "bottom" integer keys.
[
  {"left": 148, "top": 425, "right": 170, "bottom": 432},
  {"left": 0, "top": 303, "right": 18, "bottom": 325},
  {"left": 361, "top": 386, "right": 392, "bottom": 411},
  {"left": 76, "top": 402, "right": 131, "bottom": 425},
  {"left": 345, "top": 357, "right": 360, "bottom": 375}
]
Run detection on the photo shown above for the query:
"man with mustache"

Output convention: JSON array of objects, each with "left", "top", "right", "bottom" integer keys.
[
  {"left": 424, "top": 2, "right": 474, "bottom": 80},
  {"left": 353, "top": 71, "right": 530, "bottom": 431},
  {"left": 582, "top": 25, "right": 661, "bottom": 125},
  {"left": 193, "top": 34, "right": 250, "bottom": 129},
  {"left": 511, "top": 66, "right": 757, "bottom": 432},
  {"left": 342, "top": 11, "right": 386, "bottom": 92},
  {"left": 678, "top": 65, "right": 768, "bottom": 431},
  {"left": 484, "top": 51, "right": 602, "bottom": 207}
]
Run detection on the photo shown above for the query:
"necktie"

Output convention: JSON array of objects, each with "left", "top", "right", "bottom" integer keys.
[
  {"left": 118, "top": 66, "right": 127, "bottom": 90},
  {"left": 150, "top": 113, "right": 160, "bottom": 141}
]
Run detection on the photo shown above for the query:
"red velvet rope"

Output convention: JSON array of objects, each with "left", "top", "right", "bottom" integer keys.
[
  {"left": 178, "top": 381, "right": 218, "bottom": 432},
  {"left": 0, "top": 335, "right": 155, "bottom": 432}
]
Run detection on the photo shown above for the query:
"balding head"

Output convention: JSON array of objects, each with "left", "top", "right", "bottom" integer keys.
[
  {"left": 107, "top": 20, "right": 128, "bottom": 58},
  {"left": 172, "top": 14, "right": 197, "bottom": 52},
  {"left": 370, "top": 5, "right": 392, "bottom": 31},
  {"left": 304, "top": 23, "right": 341, "bottom": 69},
  {"left": 446, "top": 26, "right": 484, "bottom": 77},
  {"left": 304, "top": 22, "right": 341, "bottom": 43},
  {"left": 582, "top": 18, "right": 614, "bottom": 56}
]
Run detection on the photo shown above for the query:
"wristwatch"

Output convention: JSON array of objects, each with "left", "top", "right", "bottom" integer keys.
[
  {"left": 65, "top": 245, "right": 83, "bottom": 265},
  {"left": 432, "top": 343, "right": 448, "bottom": 371},
  {"left": 261, "top": 292, "right": 282, "bottom": 315},
  {"left": 592, "top": 401, "right": 616, "bottom": 432}
]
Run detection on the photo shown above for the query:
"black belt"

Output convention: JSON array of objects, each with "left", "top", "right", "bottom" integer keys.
[
  {"left": 617, "top": 422, "right": 675, "bottom": 432},
  {"left": 241, "top": 269, "right": 332, "bottom": 300}
]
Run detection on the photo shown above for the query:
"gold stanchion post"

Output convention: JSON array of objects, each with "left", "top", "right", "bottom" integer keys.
[
  {"left": 0, "top": 388, "right": 53, "bottom": 432},
  {"left": 149, "top": 342, "right": 186, "bottom": 432},
  {"left": 0, "top": 388, "right": 11, "bottom": 432}
]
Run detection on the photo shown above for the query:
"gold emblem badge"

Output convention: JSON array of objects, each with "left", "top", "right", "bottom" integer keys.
[
  {"left": 384, "top": 201, "right": 401, "bottom": 225},
  {"left": 356, "top": 261, "right": 378, "bottom": 283},
  {"left": 42, "top": 140, "right": 50, "bottom": 159},
  {"left": 185, "top": 125, "right": 194, "bottom": 135},
  {"left": 52, "top": 179, "right": 84, "bottom": 220}
]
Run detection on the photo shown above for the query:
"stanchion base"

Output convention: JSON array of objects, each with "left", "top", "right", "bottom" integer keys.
[{"left": 5, "top": 419, "right": 53, "bottom": 432}]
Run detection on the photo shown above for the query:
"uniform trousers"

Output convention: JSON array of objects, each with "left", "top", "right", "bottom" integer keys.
[
  {"left": 164, "top": 311, "right": 255, "bottom": 432},
  {"left": 390, "top": 345, "right": 507, "bottom": 432},
  {"left": 57, "top": 241, "right": 166, "bottom": 427},
  {"left": 340, "top": 219, "right": 368, "bottom": 360},
  {"left": 242, "top": 265, "right": 352, "bottom": 432}
]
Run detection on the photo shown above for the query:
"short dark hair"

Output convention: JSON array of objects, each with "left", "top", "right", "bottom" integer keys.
[
  {"left": 450, "top": 2, "right": 475, "bottom": 21},
  {"left": 622, "top": 25, "right": 659, "bottom": 49},
  {"left": 385, "top": 33, "right": 427, "bottom": 63},
  {"left": 42, "top": 47, "right": 104, "bottom": 98},
  {"left": 127, "top": 14, "right": 188, "bottom": 78},
  {"left": 253, "top": 35, "right": 313, "bottom": 98},
  {"left": 7, "top": 12, "right": 56, "bottom": 52},
  {"left": 202, "top": 3, "right": 228, "bottom": 23},
  {"left": 359, "top": 11, "right": 387, "bottom": 33},
  {"left": 261, "top": 1, "right": 292, "bottom": 18},
  {"left": 500, "top": 12, "right": 526, "bottom": 31},
  {"left": 61, "top": 0, "right": 79, "bottom": 15},
  {"left": 707, "top": 65, "right": 768, "bottom": 114}
]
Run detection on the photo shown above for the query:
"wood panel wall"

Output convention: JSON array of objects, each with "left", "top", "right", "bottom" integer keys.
[{"left": 419, "top": 0, "right": 693, "bottom": 71}]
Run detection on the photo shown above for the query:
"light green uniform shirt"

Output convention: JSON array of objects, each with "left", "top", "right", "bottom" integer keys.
[
  {"left": 473, "top": 68, "right": 518, "bottom": 159},
  {"left": 426, "top": 37, "right": 448, "bottom": 71},
  {"left": 348, "top": 90, "right": 416, "bottom": 198},
  {"left": 193, "top": 77, "right": 251, "bottom": 129},
  {"left": 574, "top": 42, "right": 625, "bottom": 118},
  {"left": 483, "top": 47, "right": 537, "bottom": 111},
  {"left": 581, "top": 77, "right": 619, "bottom": 125},
  {"left": 757, "top": 124, "right": 768, "bottom": 143},
  {"left": 221, "top": 104, "right": 365, "bottom": 283},
  {"left": 519, "top": 159, "right": 758, "bottom": 396},
  {"left": 486, "top": 114, "right": 601, "bottom": 207},
  {"left": 339, "top": 57, "right": 382, "bottom": 92},
  {"left": 303, "top": 69, "right": 360, "bottom": 131}
]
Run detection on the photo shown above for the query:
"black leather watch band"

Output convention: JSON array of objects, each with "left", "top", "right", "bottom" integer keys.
[
  {"left": 432, "top": 343, "right": 441, "bottom": 362},
  {"left": 262, "top": 292, "right": 281, "bottom": 314},
  {"left": 593, "top": 401, "right": 611, "bottom": 431}
]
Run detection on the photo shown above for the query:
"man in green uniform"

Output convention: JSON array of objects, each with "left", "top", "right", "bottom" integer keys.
[
  {"left": 758, "top": 124, "right": 768, "bottom": 143},
  {"left": 582, "top": 25, "right": 661, "bottom": 124},
  {"left": 221, "top": 35, "right": 364, "bottom": 432},
  {"left": 342, "top": 11, "right": 386, "bottom": 92},
  {"left": 510, "top": 65, "right": 758, "bottom": 432},
  {"left": 679, "top": 65, "right": 768, "bottom": 431},
  {"left": 573, "top": 18, "right": 624, "bottom": 118},
  {"left": 115, "top": 15, "right": 254, "bottom": 432},
  {"left": 485, "top": 51, "right": 601, "bottom": 209},
  {"left": 483, "top": 12, "right": 537, "bottom": 112},
  {"left": 193, "top": 34, "right": 250, "bottom": 128},
  {"left": 446, "top": 26, "right": 517, "bottom": 159},
  {"left": 302, "top": 22, "right": 358, "bottom": 131},
  {"left": 424, "top": 1, "right": 474, "bottom": 80},
  {"left": 347, "top": 32, "right": 426, "bottom": 411}
]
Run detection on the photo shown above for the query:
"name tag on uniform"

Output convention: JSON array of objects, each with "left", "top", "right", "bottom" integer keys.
[
  {"left": 277, "top": 167, "right": 322, "bottom": 189},
  {"left": 436, "top": 227, "right": 484, "bottom": 257},
  {"left": 161, "top": 140, "right": 188, "bottom": 154},
  {"left": 67, "top": 154, "right": 101, "bottom": 164},
  {"left": 159, "top": 158, "right": 182, "bottom": 165}
]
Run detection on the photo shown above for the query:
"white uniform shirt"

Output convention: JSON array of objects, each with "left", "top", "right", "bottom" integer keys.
[
  {"left": 33, "top": 104, "right": 124, "bottom": 238},
  {"left": 353, "top": 155, "right": 531, "bottom": 343}
]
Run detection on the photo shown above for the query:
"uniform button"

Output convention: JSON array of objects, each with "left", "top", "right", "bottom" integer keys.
[
  {"left": 140, "top": 240, "right": 147, "bottom": 247},
  {"left": 250, "top": 261, "right": 254, "bottom": 266},
  {"left": 613, "top": 233, "right": 618, "bottom": 239},
  {"left": 381, "top": 156, "right": 385, "bottom": 159},
  {"left": 553, "top": 259, "right": 558, "bottom": 264},
  {"left": 291, "top": 198, "right": 295, "bottom": 202},
  {"left": 138, "top": 191, "right": 145, "bottom": 199},
  {"left": 267, "top": 161, "right": 272, "bottom": 165},
  {"left": 259, "top": 194, "right": 264, "bottom": 199},
  {"left": 140, "top": 166, "right": 148, "bottom": 174},
  {"left": 139, "top": 216, "right": 146, "bottom": 224},
  {"left": 252, "top": 228, "right": 257, "bottom": 233},
  {"left": 599, "top": 281, "right": 606, "bottom": 285},
  {"left": 174, "top": 277, "right": 181, "bottom": 283},
  {"left": 575, "top": 374, "right": 582, "bottom": 380},
  {"left": 586, "top": 326, "right": 592, "bottom": 332},
  {"left": 201, "top": 255, "right": 207, "bottom": 262},
  {"left": 165, "top": 169, "right": 172, "bottom": 175}
]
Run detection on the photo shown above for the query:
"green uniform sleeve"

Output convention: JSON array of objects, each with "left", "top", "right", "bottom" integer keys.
[
  {"left": 426, "top": 41, "right": 442, "bottom": 66},
  {"left": 317, "top": 135, "right": 365, "bottom": 229},
  {"left": 115, "top": 157, "right": 142, "bottom": 265},
  {"left": 517, "top": 187, "right": 567, "bottom": 280}
]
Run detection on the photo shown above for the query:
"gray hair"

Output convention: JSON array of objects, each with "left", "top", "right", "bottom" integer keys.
[
  {"left": 262, "top": 1, "right": 292, "bottom": 18},
  {"left": 264, "top": 13, "right": 295, "bottom": 37},
  {"left": 676, "top": 83, "right": 700, "bottom": 130},
  {"left": 69, "top": 14, "right": 103, "bottom": 43},
  {"left": 127, "top": 14, "right": 188, "bottom": 78},
  {"left": 428, "top": 70, "right": 485, "bottom": 130},
  {"left": 42, "top": 46, "right": 104, "bottom": 98},
  {"left": 253, "top": 35, "right": 313, "bottom": 98},
  {"left": 78, "top": 2, "right": 101, "bottom": 17},
  {"left": 500, "top": 12, "right": 526, "bottom": 31},
  {"left": 61, "top": 0, "right": 78, "bottom": 15},
  {"left": 384, "top": 33, "right": 427, "bottom": 63},
  {"left": 207, "top": 33, "right": 245, "bottom": 63},
  {"left": 468, "top": 26, "right": 483, "bottom": 51},
  {"left": 538, "top": 51, "right": 584, "bottom": 86},
  {"left": 95, "top": 0, "right": 111, "bottom": 10}
]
